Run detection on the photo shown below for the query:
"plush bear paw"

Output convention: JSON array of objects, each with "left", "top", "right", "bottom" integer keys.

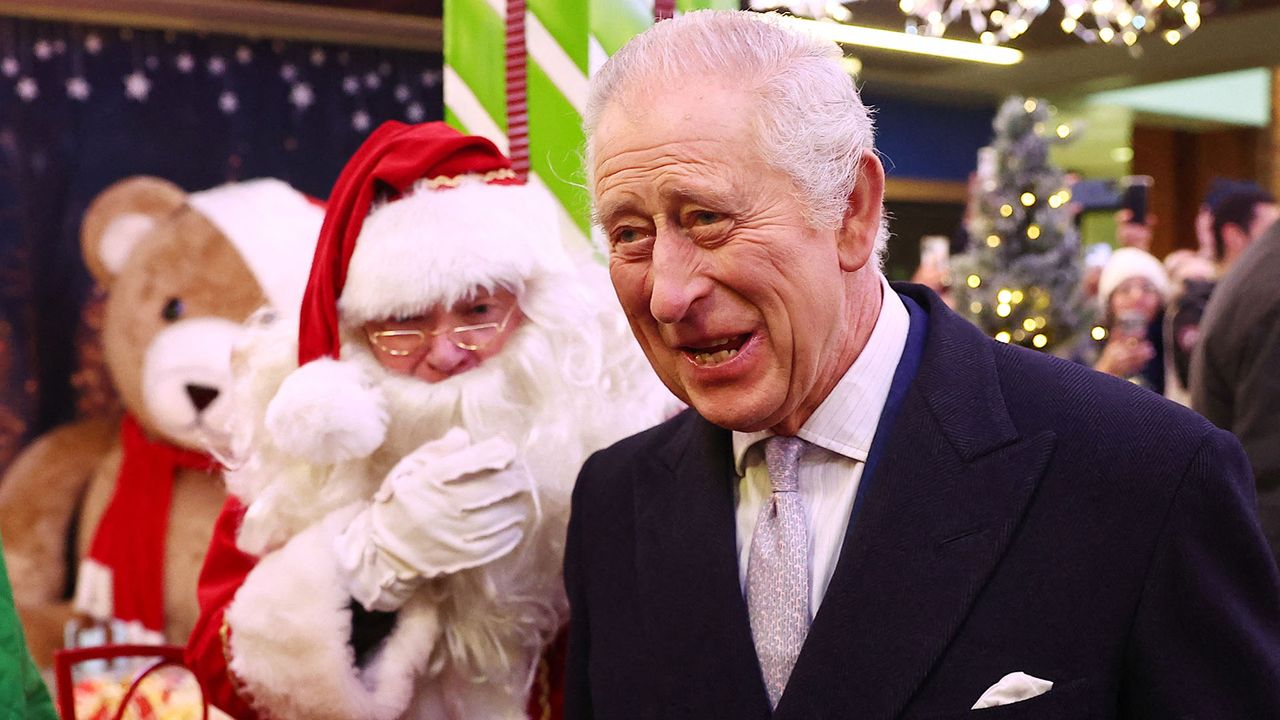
[{"left": 265, "top": 358, "right": 387, "bottom": 464}]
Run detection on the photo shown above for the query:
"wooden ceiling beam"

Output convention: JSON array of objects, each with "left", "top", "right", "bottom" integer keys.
[{"left": 0, "top": 0, "right": 442, "bottom": 52}]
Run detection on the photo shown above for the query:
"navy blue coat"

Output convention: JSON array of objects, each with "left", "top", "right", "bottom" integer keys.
[{"left": 564, "top": 283, "right": 1280, "bottom": 719}]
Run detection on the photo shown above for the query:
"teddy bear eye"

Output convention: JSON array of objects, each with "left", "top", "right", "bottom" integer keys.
[{"left": 161, "top": 297, "right": 184, "bottom": 322}]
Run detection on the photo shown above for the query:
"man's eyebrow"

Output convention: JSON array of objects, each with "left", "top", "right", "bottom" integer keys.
[
  {"left": 668, "top": 186, "right": 735, "bottom": 210},
  {"left": 594, "top": 200, "right": 638, "bottom": 228},
  {"left": 593, "top": 184, "right": 736, "bottom": 226}
]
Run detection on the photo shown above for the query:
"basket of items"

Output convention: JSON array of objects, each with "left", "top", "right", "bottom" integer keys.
[{"left": 53, "top": 640, "right": 231, "bottom": 720}]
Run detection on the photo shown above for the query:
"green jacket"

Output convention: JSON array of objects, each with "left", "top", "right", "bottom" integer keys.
[{"left": 0, "top": 534, "right": 58, "bottom": 720}]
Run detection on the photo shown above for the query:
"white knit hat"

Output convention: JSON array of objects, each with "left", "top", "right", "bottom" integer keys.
[{"left": 1098, "top": 247, "right": 1171, "bottom": 304}]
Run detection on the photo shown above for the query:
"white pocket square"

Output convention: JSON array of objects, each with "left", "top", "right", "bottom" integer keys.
[{"left": 971, "top": 672, "right": 1054, "bottom": 709}]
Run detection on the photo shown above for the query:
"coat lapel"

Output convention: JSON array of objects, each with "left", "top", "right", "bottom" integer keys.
[
  {"left": 633, "top": 413, "right": 772, "bottom": 718},
  {"left": 777, "top": 286, "right": 1057, "bottom": 720}
]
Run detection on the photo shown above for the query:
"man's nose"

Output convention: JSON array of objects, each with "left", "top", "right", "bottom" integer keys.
[
  {"left": 422, "top": 334, "right": 471, "bottom": 377},
  {"left": 649, "top": 228, "right": 711, "bottom": 325}
]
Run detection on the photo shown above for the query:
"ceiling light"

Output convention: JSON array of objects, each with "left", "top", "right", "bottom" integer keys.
[
  {"left": 765, "top": 1, "right": 1204, "bottom": 48},
  {"left": 839, "top": 55, "right": 863, "bottom": 76},
  {"left": 777, "top": 16, "right": 1024, "bottom": 65},
  {"left": 901, "top": 0, "right": 1204, "bottom": 47}
]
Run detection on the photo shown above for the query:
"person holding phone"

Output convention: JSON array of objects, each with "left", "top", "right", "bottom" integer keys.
[
  {"left": 909, "top": 235, "right": 953, "bottom": 307},
  {"left": 1113, "top": 176, "right": 1156, "bottom": 252},
  {"left": 1072, "top": 247, "right": 1170, "bottom": 391}
]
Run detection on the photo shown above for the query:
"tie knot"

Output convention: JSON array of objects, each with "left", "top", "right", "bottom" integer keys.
[{"left": 763, "top": 435, "right": 805, "bottom": 493}]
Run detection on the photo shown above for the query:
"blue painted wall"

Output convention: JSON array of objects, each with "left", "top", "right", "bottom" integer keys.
[{"left": 863, "top": 90, "right": 996, "bottom": 182}]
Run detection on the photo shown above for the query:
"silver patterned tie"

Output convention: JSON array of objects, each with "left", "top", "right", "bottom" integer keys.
[{"left": 746, "top": 434, "right": 810, "bottom": 709}]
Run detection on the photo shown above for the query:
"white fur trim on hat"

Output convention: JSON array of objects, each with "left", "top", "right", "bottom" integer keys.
[
  {"left": 1098, "top": 246, "right": 1171, "bottom": 304},
  {"left": 338, "top": 178, "right": 569, "bottom": 324},
  {"left": 187, "top": 178, "right": 324, "bottom": 318},
  {"left": 265, "top": 358, "right": 388, "bottom": 464}
]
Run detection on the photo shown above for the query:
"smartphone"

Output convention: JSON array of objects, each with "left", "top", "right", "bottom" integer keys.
[
  {"left": 1120, "top": 175, "right": 1153, "bottom": 226},
  {"left": 1114, "top": 310, "right": 1149, "bottom": 339},
  {"left": 920, "top": 235, "right": 950, "bottom": 274},
  {"left": 1070, "top": 179, "right": 1122, "bottom": 213},
  {"left": 1070, "top": 176, "right": 1153, "bottom": 226}
]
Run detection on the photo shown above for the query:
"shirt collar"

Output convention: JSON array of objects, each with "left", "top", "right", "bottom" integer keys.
[{"left": 732, "top": 275, "right": 910, "bottom": 474}]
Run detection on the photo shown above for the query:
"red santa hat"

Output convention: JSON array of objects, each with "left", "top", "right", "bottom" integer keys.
[
  {"left": 298, "top": 120, "right": 567, "bottom": 362},
  {"left": 264, "top": 121, "right": 568, "bottom": 465},
  {"left": 186, "top": 178, "right": 324, "bottom": 317}
]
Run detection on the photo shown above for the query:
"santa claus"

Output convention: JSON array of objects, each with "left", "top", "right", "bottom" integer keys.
[{"left": 185, "top": 122, "right": 674, "bottom": 720}]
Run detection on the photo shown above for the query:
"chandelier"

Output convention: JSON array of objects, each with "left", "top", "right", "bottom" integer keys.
[
  {"left": 1054, "top": 0, "right": 1203, "bottom": 46},
  {"left": 898, "top": 0, "right": 1049, "bottom": 44},
  {"left": 901, "top": 0, "right": 1203, "bottom": 46},
  {"left": 759, "top": 1, "right": 1205, "bottom": 47}
]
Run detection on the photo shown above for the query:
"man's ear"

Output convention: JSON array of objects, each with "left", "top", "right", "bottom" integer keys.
[{"left": 836, "top": 150, "right": 885, "bottom": 273}]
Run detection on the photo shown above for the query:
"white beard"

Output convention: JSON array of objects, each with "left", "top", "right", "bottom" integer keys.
[
  {"left": 227, "top": 319, "right": 588, "bottom": 554},
  {"left": 370, "top": 343, "right": 533, "bottom": 467}
]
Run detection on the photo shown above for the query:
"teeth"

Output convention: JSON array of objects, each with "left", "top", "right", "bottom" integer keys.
[{"left": 692, "top": 348, "right": 738, "bottom": 366}]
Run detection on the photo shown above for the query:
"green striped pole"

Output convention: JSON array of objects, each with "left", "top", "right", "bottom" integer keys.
[
  {"left": 445, "top": 0, "right": 592, "bottom": 253},
  {"left": 444, "top": 0, "right": 737, "bottom": 255},
  {"left": 505, "top": 0, "right": 530, "bottom": 180}
]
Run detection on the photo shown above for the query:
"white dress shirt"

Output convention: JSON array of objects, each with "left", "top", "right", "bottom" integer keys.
[{"left": 732, "top": 276, "right": 909, "bottom": 618}]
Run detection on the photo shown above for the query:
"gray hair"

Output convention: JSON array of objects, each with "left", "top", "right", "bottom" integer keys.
[{"left": 584, "top": 10, "right": 888, "bottom": 262}]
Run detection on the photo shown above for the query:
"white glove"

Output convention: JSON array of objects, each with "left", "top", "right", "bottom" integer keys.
[{"left": 334, "top": 428, "right": 536, "bottom": 611}]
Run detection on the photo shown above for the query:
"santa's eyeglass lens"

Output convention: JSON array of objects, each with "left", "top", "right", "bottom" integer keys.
[{"left": 366, "top": 304, "right": 517, "bottom": 356}]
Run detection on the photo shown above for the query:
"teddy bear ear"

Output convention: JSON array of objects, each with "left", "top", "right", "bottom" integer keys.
[{"left": 81, "top": 176, "right": 188, "bottom": 286}]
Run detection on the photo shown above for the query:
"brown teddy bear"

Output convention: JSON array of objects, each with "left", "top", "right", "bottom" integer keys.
[{"left": 0, "top": 175, "right": 322, "bottom": 667}]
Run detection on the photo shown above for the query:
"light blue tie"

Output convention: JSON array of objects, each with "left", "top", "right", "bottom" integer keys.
[{"left": 746, "top": 435, "right": 809, "bottom": 708}]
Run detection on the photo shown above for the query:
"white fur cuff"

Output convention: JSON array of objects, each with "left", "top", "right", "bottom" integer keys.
[{"left": 225, "top": 505, "right": 440, "bottom": 720}]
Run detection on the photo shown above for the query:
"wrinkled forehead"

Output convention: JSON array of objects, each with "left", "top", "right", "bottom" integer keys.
[
  {"left": 592, "top": 68, "right": 758, "bottom": 135},
  {"left": 588, "top": 78, "right": 763, "bottom": 185}
]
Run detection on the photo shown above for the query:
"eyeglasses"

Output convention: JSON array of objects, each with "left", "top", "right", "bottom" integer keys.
[{"left": 366, "top": 304, "right": 518, "bottom": 356}]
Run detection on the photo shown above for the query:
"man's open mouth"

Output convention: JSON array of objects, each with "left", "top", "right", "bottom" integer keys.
[{"left": 682, "top": 334, "right": 751, "bottom": 367}]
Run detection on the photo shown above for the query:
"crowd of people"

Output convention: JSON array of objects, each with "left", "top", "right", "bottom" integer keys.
[
  {"left": 1076, "top": 184, "right": 1277, "bottom": 406},
  {"left": 1072, "top": 185, "right": 1280, "bottom": 562},
  {"left": 2, "top": 9, "right": 1279, "bottom": 720}
]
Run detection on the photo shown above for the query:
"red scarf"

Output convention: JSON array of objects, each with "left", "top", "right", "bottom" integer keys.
[{"left": 81, "top": 414, "right": 219, "bottom": 635}]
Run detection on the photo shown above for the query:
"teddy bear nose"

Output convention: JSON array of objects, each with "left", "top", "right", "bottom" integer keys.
[{"left": 185, "top": 384, "right": 220, "bottom": 412}]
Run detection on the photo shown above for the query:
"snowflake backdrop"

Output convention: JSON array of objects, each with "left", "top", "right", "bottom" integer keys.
[
  {"left": 0, "top": 15, "right": 443, "bottom": 469},
  {"left": 0, "top": 19, "right": 441, "bottom": 143}
]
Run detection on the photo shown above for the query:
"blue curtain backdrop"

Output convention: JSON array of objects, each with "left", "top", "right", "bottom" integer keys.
[
  {"left": 0, "top": 16, "right": 443, "bottom": 469},
  {"left": 864, "top": 90, "right": 996, "bottom": 183}
]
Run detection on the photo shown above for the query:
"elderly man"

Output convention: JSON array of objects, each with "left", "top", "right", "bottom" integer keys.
[
  {"left": 185, "top": 122, "right": 671, "bottom": 720},
  {"left": 565, "top": 10, "right": 1280, "bottom": 719}
]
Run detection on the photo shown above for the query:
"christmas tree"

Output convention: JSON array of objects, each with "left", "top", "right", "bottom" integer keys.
[{"left": 951, "top": 96, "right": 1086, "bottom": 353}]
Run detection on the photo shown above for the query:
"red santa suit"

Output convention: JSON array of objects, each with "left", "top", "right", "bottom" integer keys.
[{"left": 185, "top": 122, "right": 673, "bottom": 720}]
